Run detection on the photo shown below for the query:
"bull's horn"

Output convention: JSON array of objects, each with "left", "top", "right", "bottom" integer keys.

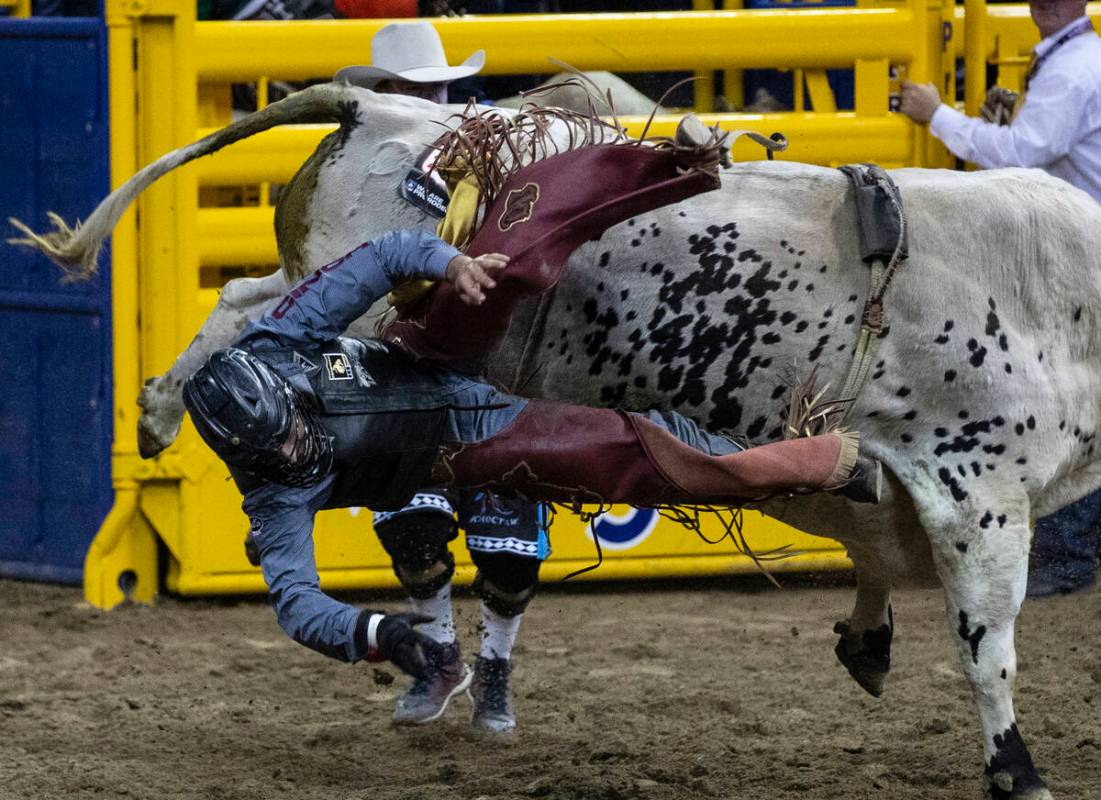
[{"left": 8, "top": 82, "right": 361, "bottom": 281}]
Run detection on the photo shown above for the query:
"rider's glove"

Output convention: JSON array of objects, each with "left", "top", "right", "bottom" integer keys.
[{"left": 359, "top": 611, "right": 443, "bottom": 680}]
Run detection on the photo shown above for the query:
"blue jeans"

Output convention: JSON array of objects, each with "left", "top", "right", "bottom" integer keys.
[{"left": 1029, "top": 489, "right": 1101, "bottom": 595}]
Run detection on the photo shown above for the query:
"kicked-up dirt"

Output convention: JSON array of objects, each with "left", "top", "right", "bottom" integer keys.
[{"left": 0, "top": 575, "right": 1098, "bottom": 799}]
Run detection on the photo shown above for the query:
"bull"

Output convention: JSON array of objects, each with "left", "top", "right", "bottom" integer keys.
[{"left": 15, "top": 83, "right": 1101, "bottom": 800}]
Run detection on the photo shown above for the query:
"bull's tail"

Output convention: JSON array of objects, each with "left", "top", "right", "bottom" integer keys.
[{"left": 8, "top": 83, "right": 361, "bottom": 280}]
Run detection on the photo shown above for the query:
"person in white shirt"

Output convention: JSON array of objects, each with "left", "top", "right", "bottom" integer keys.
[
  {"left": 900, "top": 0, "right": 1101, "bottom": 598},
  {"left": 334, "top": 20, "right": 484, "bottom": 104},
  {"left": 899, "top": 0, "right": 1101, "bottom": 204}
]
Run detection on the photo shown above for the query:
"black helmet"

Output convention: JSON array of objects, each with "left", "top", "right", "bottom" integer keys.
[{"left": 183, "top": 348, "right": 332, "bottom": 486}]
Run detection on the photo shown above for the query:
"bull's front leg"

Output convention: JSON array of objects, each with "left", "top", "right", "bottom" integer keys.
[
  {"left": 923, "top": 493, "right": 1052, "bottom": 800},
  {"left": 833, "top": 577, "right": 893, "bottom": 697},
  {"left": 137, "top": 270, "right": 289, "bottom": 458}
]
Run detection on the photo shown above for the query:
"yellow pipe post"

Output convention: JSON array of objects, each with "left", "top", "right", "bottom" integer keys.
[
  {"left": 906, "top": 0, "right": 931, "bottom": 165},
  {"left": 964, "top": 0, "right": 987, "bottom": 118},
  {"left": 135, "top": 0, "right": 204, "bottom": 592},
  {"left": 721, "top": 0, "right": 745, "bottom": 111},
  {"left": 256, "top": 75, "right": 271, "bottom": 207},
  {"left": 691, "top": 0, "right": 715, "bottom": 111},
  {"left": 85, "top": 0, "right": 160, "bottom": 610}
]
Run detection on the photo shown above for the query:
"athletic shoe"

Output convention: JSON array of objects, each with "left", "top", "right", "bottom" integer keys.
[
  {"left": 837, "top": 455, "right": 883, "bottom": 504},
  {"left": 392, "top": 642, "right": 471, "bottom": 725},
  {"left": 469, "top": 656, "right": 516, "bottom": 734}
]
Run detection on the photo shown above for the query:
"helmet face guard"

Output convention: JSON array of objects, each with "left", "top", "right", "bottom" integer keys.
[{"left": 183, "top": 348, "right": 332, "bottom": 486}]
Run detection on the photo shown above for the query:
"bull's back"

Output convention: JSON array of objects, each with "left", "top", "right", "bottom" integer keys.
[{"left": 518, "top": 162, "right": 1101, "bottom": 451}]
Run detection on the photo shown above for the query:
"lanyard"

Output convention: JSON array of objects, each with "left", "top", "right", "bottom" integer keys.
[{"left": 1025, "top": 18, "right": 1096, "bottom": 91}]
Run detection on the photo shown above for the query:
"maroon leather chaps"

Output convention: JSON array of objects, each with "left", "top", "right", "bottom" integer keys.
[
  {"left": 382, "top": 143, "right": 718, "bottom": 361},
  {"left": 433, "top": 400, "right": 857, "bottom": 507}
]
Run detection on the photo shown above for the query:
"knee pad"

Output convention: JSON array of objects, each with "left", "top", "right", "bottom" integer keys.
[
  {"left": 472, "top": 554, "right": 541, "bottom": 617},
  {"left": 397, "top": 551, "right": 455, "bottom": 600},
  {"left": 375, "top": 510, "right": 457, "bottom": 599}
]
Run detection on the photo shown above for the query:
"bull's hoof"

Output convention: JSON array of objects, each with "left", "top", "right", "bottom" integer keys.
[
  {"left": 833, "top": 608, "right": 893, "bottom": 698},
  {"left": 137, "top": 378, "right": 181, "bottom": 459},
  {"left": 137, "top": 417, "right": 176, "bottom": 459},
  {"left": 985, "top": 723, "right": 1052, "bottom": 800},
  {"left": 985, "top": 772, "right": 1053, "bottom": 800}
]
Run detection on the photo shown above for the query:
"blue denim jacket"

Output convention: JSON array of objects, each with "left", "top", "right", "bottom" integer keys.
[{"left": 229, "top": 230, "right": 477, "bottom": 663}]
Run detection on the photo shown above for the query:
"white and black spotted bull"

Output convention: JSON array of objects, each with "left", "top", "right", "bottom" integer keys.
[{"left": 14, "top": 83, "right": 1101, "bottom": 799}]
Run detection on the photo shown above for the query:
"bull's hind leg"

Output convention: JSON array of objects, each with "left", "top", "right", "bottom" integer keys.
[
  {"left": 919, "top": 489, "right": 1052, "bottom": 800},
  {"left": 137, "top": 270, "right": 289, "bottom": 458},
  {"left": 834, "top": 575, "right": 893, "bottom": 697}
]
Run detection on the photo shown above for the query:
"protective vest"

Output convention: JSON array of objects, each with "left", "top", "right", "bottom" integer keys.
[{"left": 250, "top": 337, "right": 472, "bottom": 510}]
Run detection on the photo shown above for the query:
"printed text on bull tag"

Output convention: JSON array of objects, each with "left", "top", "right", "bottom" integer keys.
[{"left": 399, "top": 146, "right": 449, "bottom": 218}]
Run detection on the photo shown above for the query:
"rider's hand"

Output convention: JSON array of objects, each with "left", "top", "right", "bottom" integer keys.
[
  {"left": 445, "top": 253, "right": 509, "bottom": 306},
  {"left": 367, "top": 612, "right": 445, "bottom": 680}
]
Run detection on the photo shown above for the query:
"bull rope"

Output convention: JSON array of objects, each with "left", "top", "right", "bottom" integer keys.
[{"left": 836, "top": 171, "right": 909, "bottom": 421}]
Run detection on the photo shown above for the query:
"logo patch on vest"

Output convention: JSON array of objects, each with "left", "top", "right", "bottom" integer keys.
[
  {"left": 293, "top": 352, "right": 320, "bottom": 375},
  {"left": 498, "top": 182, "right": 540, "bottom": 232},
  {"left": 353, "top": 363, "right": 377, "bottom": 388},
  {"left": 323, "top": 352, "right": 353, "bottom": 381}
]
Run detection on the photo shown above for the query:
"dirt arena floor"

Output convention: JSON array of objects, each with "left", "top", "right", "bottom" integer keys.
[{"left": 1, "top": 574, "right": 1098, "bottom": 800}]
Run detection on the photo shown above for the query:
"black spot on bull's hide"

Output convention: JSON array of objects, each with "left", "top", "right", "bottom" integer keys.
[
  {"left": 641, "top": 223, "right": 791, "bottom": 432},
  {"left": 938, "top": 467, "right": 969, "bottom": 502},
  {"left": 985, "top": 724, "right": 1047, "bottom": 800},
  {"left": 967, "top": 338, "right": 988, "bottom": 368},
  {"left": 933, "top": 416, "right": 1007, "bottom": 458},
  {"left": 957, "top": 610, "right": 986, "bottom": 664},
  {"left": 985, "top": 299, "right": 1010, "bottom": 353},
  {"left": 334, "top": 100, "right": 362, "bottom": 148}
]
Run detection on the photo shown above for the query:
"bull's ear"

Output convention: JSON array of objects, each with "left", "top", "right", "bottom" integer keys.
[{"left": 364, "top": 139, "right": 421, "bottom": 177}]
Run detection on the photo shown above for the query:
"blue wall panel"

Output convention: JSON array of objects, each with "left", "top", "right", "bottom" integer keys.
[{"left": 0, "top": 18, "right": 112, "bottom": 584}]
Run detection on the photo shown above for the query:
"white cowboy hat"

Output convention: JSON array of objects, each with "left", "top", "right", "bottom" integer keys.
[{"left": 334, "top": 21, "right": 485, "bottom": 89}]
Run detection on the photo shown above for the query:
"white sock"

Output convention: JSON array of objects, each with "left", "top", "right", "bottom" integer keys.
[
  {"left": 480, "top": 605, "right": 523, "bottom": 660},
  {"left": 409, "top": 583, "right": 456, "bottom": 645}
]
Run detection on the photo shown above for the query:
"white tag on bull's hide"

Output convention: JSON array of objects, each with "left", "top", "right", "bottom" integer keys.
[{"left": 400, "top": 145, "right": 449, "bottom": 218}]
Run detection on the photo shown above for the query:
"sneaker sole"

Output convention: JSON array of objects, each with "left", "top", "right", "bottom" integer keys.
[
  {"left": 466, "top": 688, "right": 517, "bottom": 735},
  {"left": 402, "top": 665, "right": 473, "bottom": 726},
  {"left": 469, "top": 714, "right": 518, "bottom": 736}
]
